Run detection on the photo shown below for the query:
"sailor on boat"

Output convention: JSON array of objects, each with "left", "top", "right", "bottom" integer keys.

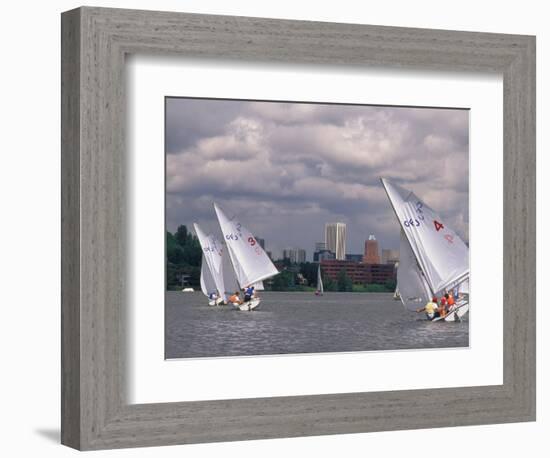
[
  {"left": 243, "top": 285, "right": 255, "bottom": 303},
  {"left": 438, "top": 295, "right": 448, "bottom": 319},
  {"left": 228, "top": 291, "right": 243, "bottom": 306},
  {"left": 416, "top": 297, "right": 439, "bottom": 320},
  {"left": 208, "top": 291, "right": 225, "bottom": 306},
  {"left": 446, "top": 292, "right": 455, "bottom": 313}
]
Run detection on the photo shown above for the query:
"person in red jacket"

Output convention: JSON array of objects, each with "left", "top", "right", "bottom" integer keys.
[
  {"left": 446, "top": 292, "right": 456, "bottom": 312},
  {"left": 438, "top": 295, "right": 447, "bottom": 318}
]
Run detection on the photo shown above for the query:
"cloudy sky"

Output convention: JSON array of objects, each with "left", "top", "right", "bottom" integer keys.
[{"left": 166, "top": 97, "right": 469, "bottom": 260}]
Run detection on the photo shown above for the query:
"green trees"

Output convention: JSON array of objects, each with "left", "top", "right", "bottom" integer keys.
[
  {"left": 166, "top": 225, "right": 202, "bottom": 290},
  {"left": 270, "top": 270, "right": 295, "bottom": 291},
  {"left": 298, "top": 262, "right": 318, "bottom": 286},
  {"left": 385, "top": 278, "right": 397, "bottom": 291},
  {"left": 337, "top": 269, "right": 353, "bottom": 292},
  {"left": 165, "top": 226, "right": 398, "bottom": 293},
  {"left": 322, "top": 274, "right": 337, "bottom": 292}
]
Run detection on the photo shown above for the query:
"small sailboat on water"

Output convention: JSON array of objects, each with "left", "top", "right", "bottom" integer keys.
[
  {"left": 193, "top": 223, "right": 226, "bottom": 306},
  {"left": 381, "top": 178, "right": 470, "bottom": 322},
  {"left": 315, "top": 264, "right": 324, "bottom": 296},
  {"left": 214, "top": 203, "right": 279, "bottom": 311},
  {"left": 393, "top": 286, "right": 400, "bottom": 300}
]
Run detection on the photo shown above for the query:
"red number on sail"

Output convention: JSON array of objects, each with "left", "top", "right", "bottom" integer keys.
[
  {"left": 248, "top": 236, "right": 256, "bottom": 246},
  {"left": 433, "top": 220, "right": 444, "bottom": 232},
  {"left": 444, "top": 234, "right": 454, "bottom": 244}
]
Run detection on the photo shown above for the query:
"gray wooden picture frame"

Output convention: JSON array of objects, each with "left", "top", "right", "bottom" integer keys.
[{"left": 61, "top": 6, "right": 536, "bottom": 451}]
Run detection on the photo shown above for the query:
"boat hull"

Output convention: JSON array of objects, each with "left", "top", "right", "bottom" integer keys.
[
  {"left": 443, "top": 303, "right": 469, "bottom": 322},
  {"left": 431, "top": 303, "right": 469, "bottom": 322},
  {"left": 234, "top": 298, "right": 261, "bottom": 311},
  {"left": 208, "top": 298, "right": 225, "bottom": 306}
]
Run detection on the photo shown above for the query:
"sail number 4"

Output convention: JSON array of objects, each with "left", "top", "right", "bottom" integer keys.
[{"left": 433, "top": 220, "right": 444, "bottom": 231}]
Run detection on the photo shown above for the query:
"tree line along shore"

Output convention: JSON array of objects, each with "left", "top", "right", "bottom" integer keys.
[{"left": 166, "top": 225, "right": 396, "bottom": 293}]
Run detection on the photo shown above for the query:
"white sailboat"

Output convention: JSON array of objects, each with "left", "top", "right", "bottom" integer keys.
[
  {"left": 393, "top": 286, "right": 401, "bottom": 300},
  {"left": 381, "top": 178, "right": 470, "bottom": 322},
  {"left": 315, "top": 264, "right": 324, "bottom": 296},
  {"left": 214, "top": 203, "right": 279, "bottom": 311},
  {"left": 193, "top": 223, "right": 226, "bottom": 306},
  {"left": 220, "top": 240, "right": 241, "bottom": 299}
]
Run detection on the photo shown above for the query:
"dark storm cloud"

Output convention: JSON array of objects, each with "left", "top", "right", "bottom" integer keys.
[
  {"left": 166, "top": 98, "right": 469, "bottom": 259},
  {"left": 166, "top": 98, "right": 245, "bottom": 152}
]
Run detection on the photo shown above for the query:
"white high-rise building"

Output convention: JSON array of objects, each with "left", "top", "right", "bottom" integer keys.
[{"left": 324, "top": 222, "right": 347, "bottom": 260}]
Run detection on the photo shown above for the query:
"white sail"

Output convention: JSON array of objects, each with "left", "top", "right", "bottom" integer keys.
[
  {"left": 317, "top": 264, "right": 324, "bottom": 294},
  {"left": 397, "top": 230, "right": 432, "bottom": 311},
  {"left": 193, "top": 223, "right": 226, "bottom": 299},
  {"left": 381, "top": 178, "right": 469, "bottom": 295},
  {"left": 214, "top": 203, "right": 279, "bottom": 288},
  {"left": 252, "top": 281, "right": 264, "bottom": 291},
  {"left": 199, "top": 255, "right": 217, "bottom": 297},
  {"left": 221, "top": 242, "right": 240, "bottom": 297}
]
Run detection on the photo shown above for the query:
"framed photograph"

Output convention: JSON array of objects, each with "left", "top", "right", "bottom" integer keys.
[
  {"left": 164, "top": 97, "right": 471, "bottom": 360},
  {"left": 61, "top": 6, "right": 535, "bottom": 450}
]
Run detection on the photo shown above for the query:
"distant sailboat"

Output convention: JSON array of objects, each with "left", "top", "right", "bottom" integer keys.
[
  {"left": 214, "top": 203, "right": 279, "bottom": 311},
  {"left": 393, "top": 285, "right": 400, "bottom": 300},
  {"left": 193, "top": 223, "right": 226, "bottom": 306},
  {"left": 381, "top": 178, "right": 470, "bottom": 322},
  {"left": 315, "top": 264, "right": 324, "bottom": 296}
]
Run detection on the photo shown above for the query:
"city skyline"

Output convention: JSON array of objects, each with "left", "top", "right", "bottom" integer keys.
[{"left": 166, "top": 98, "right": 469, "bottom": 260}]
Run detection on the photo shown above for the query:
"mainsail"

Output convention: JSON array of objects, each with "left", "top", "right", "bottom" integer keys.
[
  {"left": 397, "top": 230, "right": 432, "bottom": 311},
  {"left": 317, "top": 264, "right": 324, "bottom": 294},
  {"left": 221, "top": 241, "right": 240, "bottom": 296},
  {"left": 214, "top": 203, "right": 279, "bottom": 288},
  {"left": 199, "top": 256, "right": 217, "bottom": 297},
  {"left": 193, "top": 223, "right": 226, "bottom": 299},
  {"left": 381, "top": 178, "right": 469, "bottom": 296}
]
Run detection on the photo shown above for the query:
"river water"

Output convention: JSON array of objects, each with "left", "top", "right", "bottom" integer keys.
[{"left": 165, "top": 291, "right": 469, "bottom": 359}]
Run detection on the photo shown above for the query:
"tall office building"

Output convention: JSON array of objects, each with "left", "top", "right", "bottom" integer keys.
[
  {"left": 314, "top": 249, "right": 335, "bottom": 262},
  {"left": 325, "top": 223, "right": 347, "bottom": 261},
  {"left": 315, "top": 241, "right": 327, "bottom": 252},
  {"left": 283, "top": 248, "right": 307, "bottom": 264},
  {"left": 282, "top": 248, "right": 292, "bottom": 262},
  {"left": 363, "top": 234, "right": 380, "bottom": 264}
]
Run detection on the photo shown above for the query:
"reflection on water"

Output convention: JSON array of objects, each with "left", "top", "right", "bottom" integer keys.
[{"left": 165, "top": 291, "right": 469, "bottom": 359}]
